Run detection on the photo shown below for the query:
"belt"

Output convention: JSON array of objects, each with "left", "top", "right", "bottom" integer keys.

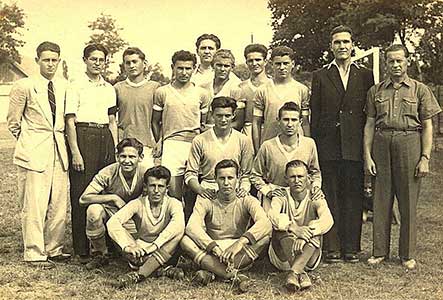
[
  {"left": 76, "top": 122, "right": 109, "bottom": 128},
  {"left": 376, "top": 127, "right": 421, "bottom": 132}
]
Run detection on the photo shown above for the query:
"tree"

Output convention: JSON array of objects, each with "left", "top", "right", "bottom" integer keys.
[
  {"left": 268, "top": 0, "right": 443, "bottom": 71},
  {"left": 86, "top": 13, "right": 128, "bottom": 78},
  {"left": 0, "top": 1, "right": 25, "bottom": 64},
  {"left": 418, "top": 21, "right": 443, "bottom": 85}
]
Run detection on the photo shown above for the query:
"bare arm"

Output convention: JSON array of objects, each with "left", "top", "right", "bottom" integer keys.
[
  {"left": 151, "top": 110, "right": 162, "bottom": 142},
  {"left": 363, "top": 116, "right": 376, "bottom": 176},
  {"left": 108, "top": 114, "right": 118, "bottom": 146},
  {"left": 65, "top": 114, "right": 84, "bottom": 172},
  {"left": 415, "top": 118, "right": 433, "bottom": 177},
  {"left": 252, "top": 115, "right": 263, "bottom": 154}
]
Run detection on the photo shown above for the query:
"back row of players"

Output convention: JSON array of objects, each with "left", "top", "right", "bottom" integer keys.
[{"left": 8, "top": 25, "right": 440, "bottom": 292}]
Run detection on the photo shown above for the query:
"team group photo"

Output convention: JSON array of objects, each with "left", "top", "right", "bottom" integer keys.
[{"left": 1, "top": 0, "right": 443, "bottom": 299}]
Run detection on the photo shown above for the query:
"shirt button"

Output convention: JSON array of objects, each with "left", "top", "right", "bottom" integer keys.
[{"left": 339, "top": 110, "right": 343, "bottom": 114}]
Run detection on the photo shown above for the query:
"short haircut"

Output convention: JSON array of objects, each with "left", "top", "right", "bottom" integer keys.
[
  {"left": 143, "top": 166, "right": 171, "bottom": 185},
  {"left": 384, "top": 44, "right": 409, "bottom": 59},
  {"left": 195, "top": 33, "right": 221, "bottom": 50},
  {"left": 215, "top": 159, "right": 239, "bottom": 177},
  {"left": 116, "top": 138, "right": 144, "bottom": 156},
  {"left": 212, "top": 49, "right": 235, "bottom": 66},
  {"left": 244, "top": 44, "right": 268, "bottom": 59},
  {"left": 270, "top": 46, "right": 294, "bottom": 60},
  {"left": 329, "top": 25, "right": 353, "bottom": 42},
  {"left": 278, "top": 101, "right": 301, "bottom": 119},
  {"left": 285, "top": 159, "right": 309, "bottom": 174},
  {"left": 172, "top": 50, "right": 197, "bottom": 66},
  {"left": 211, "top": 96, "right": 237, "bottom": 112},
  {"left": 83, "top": 44, "right": 109, "bottom": 59},
  {"left": 36, "top": 41, "right": 60, "bottom": 58},
  {"left": 123, "top": 47, "right": 146, "bottom": 61}
]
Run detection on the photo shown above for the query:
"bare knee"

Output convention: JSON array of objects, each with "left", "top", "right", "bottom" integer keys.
[{"left": 86, "top": 204, "right": 105, "bottom": 224}]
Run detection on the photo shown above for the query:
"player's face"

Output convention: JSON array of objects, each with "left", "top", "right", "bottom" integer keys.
[
  {"left": 278, "top": 110, "right": 300, "bottom": 136},
  {"left": 386, "top": 50, "right": 408, "bottom": 79},
  {"left": 330, "top": 31, "right": 353, "bottom": 62},
  {"left": 215, "top": 167, "right": 238, "bottom": 197},
  {"left": 212, "top": 107, "right": 235, "bottom": 130},
  {"left": 36, "top": 50, "right": 60, "bottom": 80},
  {"left": 84, "top": 50, "right": 106, "bottom": 76},
  {"left": 272, "top": 55, "right": 293, "bottom": 80},
  {"left": 214, "top": 58, "right": 233, "bottom": 81},
  {"left": 173, "top": 60, "right": 195, "bottom": 84},
  {"left": 197, "top": 39, "right": 218, "bottom": 65},
  {"left": 123, "top": 54, "right": 145, "bottom": 79},
  {"left": 145, "top": 177, "right": 168, "bottom": 204},
  {"left": 117, "top": 146, "right": 142, "bottom": 173},
  {"left": 286, "top": 166, "right": 308, "bottom": 194},
  {"left": 246, "top": 52, "right": 266, "bottom": 76}
]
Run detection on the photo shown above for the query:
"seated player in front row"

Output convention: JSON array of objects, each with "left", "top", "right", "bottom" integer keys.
[
  {"left": 268, "top": 160, "right": 333, "bottom": 292},
  {"left": 181, "top": 159, "right": 272, "bottom": 287},
  {"left": 107, "top": 166, "right": 185, "bottom": 288},
  {"left": 79, "top": 138, "right": 148, "bottom": 269}
]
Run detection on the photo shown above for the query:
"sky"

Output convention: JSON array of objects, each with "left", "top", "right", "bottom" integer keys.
[{"left": 7, "top": 0, "right": 274, "bottom": 78}]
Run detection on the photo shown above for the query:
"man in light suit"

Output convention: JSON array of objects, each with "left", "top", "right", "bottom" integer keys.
[
  {"left": 310, "top": 26, "right": 374, "bottom": 263},
  {"left": 7, "top": 41, "right": 69, "bottom": 268}
]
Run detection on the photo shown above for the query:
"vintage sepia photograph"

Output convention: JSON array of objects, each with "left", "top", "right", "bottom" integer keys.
[{"left": 1, "top": 0, "right": 442, "bottom": 299}]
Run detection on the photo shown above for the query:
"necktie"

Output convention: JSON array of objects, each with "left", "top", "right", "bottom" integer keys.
[{"left": 48, "top": 81, "right": 56, "bottom": 125}]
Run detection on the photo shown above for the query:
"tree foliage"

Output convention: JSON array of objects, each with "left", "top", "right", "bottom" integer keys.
[
  {"left": 268, "top": 0, "right": 443, "bottom": 71},
  {"left": 0, "top": 1, "right": 25, "bottom": 64},
  {"left": 418, "top": 20, "right": 443, "bottom": 85},
  {"left": 86, "top": 13, "right": 128, "bottom": 78}
]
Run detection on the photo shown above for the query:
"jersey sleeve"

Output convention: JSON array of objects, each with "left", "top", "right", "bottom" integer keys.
[
  {"left": 153, "top": 87, "right": 166, "bottom": 111},
  {"left": 253, "top": 87, "right": 265, "bottom": 117}
]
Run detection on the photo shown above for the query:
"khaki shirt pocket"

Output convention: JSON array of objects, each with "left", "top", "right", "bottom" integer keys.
[
  {"left": 375, "top": 96, "right": 389, "bottom": 117},
  {"left": 401, "top": 97, "right": 418, "bottom": 116}
]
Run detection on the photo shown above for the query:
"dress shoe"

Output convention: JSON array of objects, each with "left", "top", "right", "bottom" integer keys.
[
  {"left": 48, "top": 253, "right": 71, "bottom": 263},
  {"left": 324, "top": 252, "right": 342, "bottom": 263},
  {"left": 344, "top": 253, "right": 359, "bottom": 263},
  {"left": 367, "top": 256, "right": 385, "bottom": 265},
  {"left": 401, "top": 259, "right": 417, "bottom": 270},
  {"left": 27, "top": 260, "right": 55, "bottom": 270}
]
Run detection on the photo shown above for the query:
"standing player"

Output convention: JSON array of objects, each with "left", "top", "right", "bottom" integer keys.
[
  {"left": 252, "top": 102, "right": 321, "bottom": 212},
  {"left": 239, "top": 44, "right": 271, "bottom": 143},
  {"left": 79, "top": 138, "right": 147, "bottom": 270},
  {"left": 181, "top": 159, "right": 271, "bottom": 287},
  {"left": 185, "top": 96, "right": 254, "bottom": 218},
  {"left": 7, "top": 41, "right": 69, "bottom": 267},
  {"left": 310, "top": 26, "right": 374, "bottom": 263},
  {"left": 252, "top": 46, "right": 310, "bottom": 153},
  {"left": 65, "top": 44, "right": 118, "bottom": 261},
  {"left": 192, "top": 33, "right": 221, "bottom": 87},
  {"left": 268, "top": 160, "right": 333, "bottom": 292},
  {"left": 151, "top": 50, "right": 210, "bottom": 202},
  {"left": 115, "top": 47, "right": 160, "bottom": 168}
]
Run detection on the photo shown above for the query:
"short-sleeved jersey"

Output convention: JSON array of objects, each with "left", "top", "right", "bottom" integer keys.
[
  {"left": 200, "top": 75, "right": 244, "bottom": 111},
  {"left": 252, "top": 135, "right": 321, "bottom": 196},
  {"left": 239, "top": 78, "right": 272, "bottom": 123},
  {"left": 65, "top": 74, "right": 116, "bottom": 124},
  {"left": 81, "top": 162, "right": 147, "bottom": 203},
  {"left": 153, "top": 83, "right": 210, "bottom": 142},
  {"left": 366, "top": 76, "right": 441, "bottom": 129},
  {"left": 115, "top": 79, "right": 160, "bottom": 148},
  {"left": 192, "top": 66, "right": 214, "bottom": 87},
  {"left": 253, "top": 80, "right": 309, "bottom": 142}
]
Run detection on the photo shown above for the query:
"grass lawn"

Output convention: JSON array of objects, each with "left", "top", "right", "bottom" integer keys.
[{"left": 0, "top": 123, "right": 442, "bottom": 300}]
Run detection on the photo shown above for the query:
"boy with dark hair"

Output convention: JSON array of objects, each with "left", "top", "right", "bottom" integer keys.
[{"left": 193, "top": 33, "right": 221, "bottom": 86}]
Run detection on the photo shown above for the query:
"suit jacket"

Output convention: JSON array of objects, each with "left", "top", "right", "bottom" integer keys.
[
  {"left": 7, "top": 76, "right": 69, "bottom": 172},
  {"left": 310, "top": 63, "right": 374, "bottom": 162}
]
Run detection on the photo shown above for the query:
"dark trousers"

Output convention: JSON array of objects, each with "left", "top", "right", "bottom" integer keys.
[
  {"left": 69, "top": 126, "right": 115, "bottom": 256},
  {"left": 320, "top": 159, "right": 364, "bottom": 254},
  {"left": 372, "top": 131, "right": 421, "bottom": 259}
]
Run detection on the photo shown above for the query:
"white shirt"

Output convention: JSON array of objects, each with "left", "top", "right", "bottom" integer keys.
[{"left": 327, "top": 60, "right": 360, "bottom": 91}]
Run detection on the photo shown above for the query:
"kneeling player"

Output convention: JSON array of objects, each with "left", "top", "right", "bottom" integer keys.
[
  {"left": 181, "top": 159, "right": 271, "bottom": 287},
  {"left": 268, "top": 160, "right": 333, "bottom": 292},
  {"left": 107, "top": 166, "right": 185, "bottom": 288}
]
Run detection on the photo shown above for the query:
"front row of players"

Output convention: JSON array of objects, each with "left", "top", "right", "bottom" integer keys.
[{"left": 81, "top": 137, "right": 333, "bottom": 291}]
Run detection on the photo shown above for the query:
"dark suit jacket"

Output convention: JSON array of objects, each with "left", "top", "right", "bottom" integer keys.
[{"left": 310, "top": 63, "right": 374, "bottom": 162}]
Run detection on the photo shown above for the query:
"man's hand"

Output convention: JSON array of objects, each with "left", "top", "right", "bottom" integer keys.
[
  {"left": 113, "top": 195, "right": 126, "bottom": 209},
  {"left": 152, "top": 142, "right": 163, "bottom": 158},
  {"left": 266, "top": 188, "right": 287, "bottom": 199},
  {"left": 415, "top": 157, "right": 430, "bottom": 177},
  {"left": 198, "top": 187, "right": 217, "bottom": 199},
  {"left": 289, "top": 224, "right": 313, "bottom": 241},
  {"left": 212, "top": 245, "right": 223, "bottom": 258},
  {"left": 292, "top": 238, "right": 306, "bottom": 256},
  {"left": 220, "top": 238, "right": 247, "bottom": 265},
  {"left": 236, "top": 188, "right": 248, "bottom": 198},
  {"left": 72, "top": 152, "right": 85, "bottom": 172},
  {"left": 124, "top": 245, "right": 147, "bottom": 258},
  {"left": 364, "top": 157, "right": 377, "bottom": 176}
]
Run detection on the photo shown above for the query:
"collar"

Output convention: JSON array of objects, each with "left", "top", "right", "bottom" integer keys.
[
  {"left": 125, "top": 77, "right": 149, "bottom": 87},
  {"left": 195, "top": 64, "right": 213, "bottom": 75},
  {"left": 84, "top": 72, "right": 107, "bottom": 86},
  {"left": 382, "top": 75, "right": 412, "bottom": 89},
  {"left": 326, "top": 59, "right": 360, "bottom": 70}
]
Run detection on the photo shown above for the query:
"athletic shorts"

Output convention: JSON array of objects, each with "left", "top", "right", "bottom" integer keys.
[{"left": 161, "top": 139, "right": 192, "bottom": 176}]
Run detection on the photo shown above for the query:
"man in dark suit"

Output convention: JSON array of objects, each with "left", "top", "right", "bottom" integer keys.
[{"left": 310, "top": 25, "right": 374, "bottom": 263}]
